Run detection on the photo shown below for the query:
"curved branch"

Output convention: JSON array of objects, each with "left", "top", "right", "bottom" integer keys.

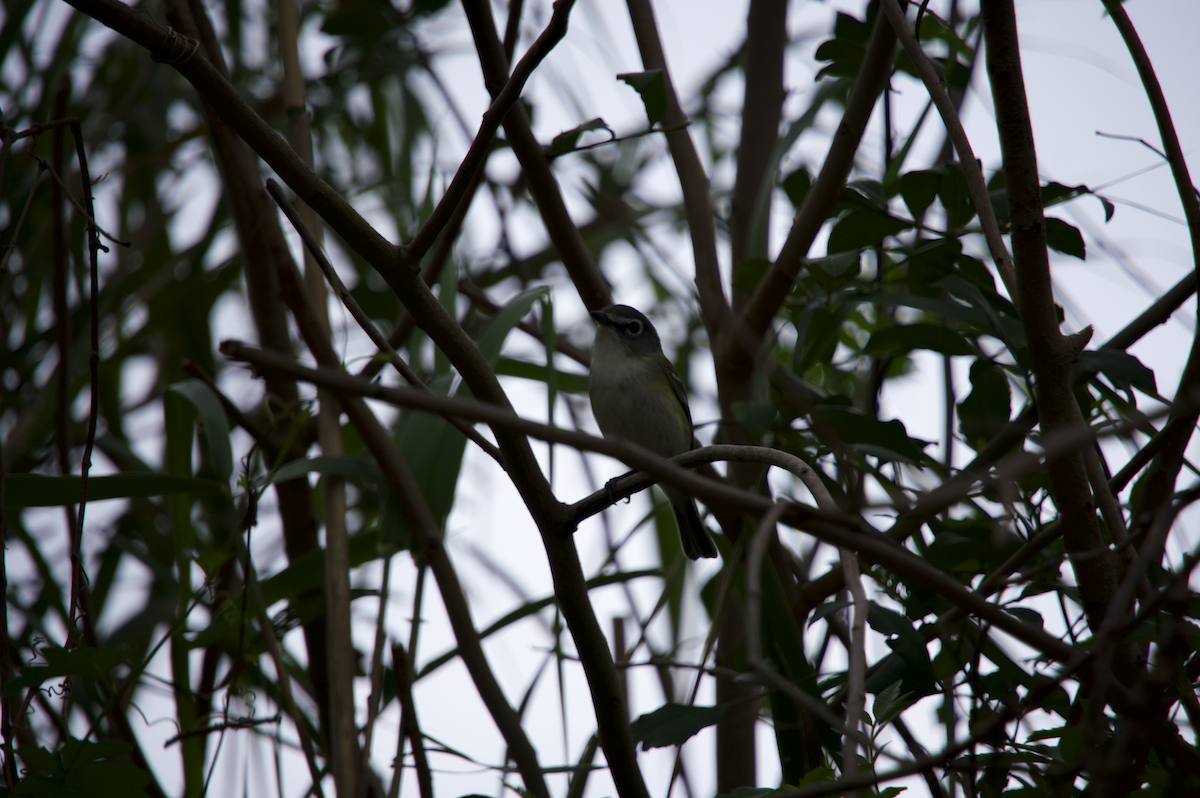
[
  {"left": 220, "top": 344, "right": 1090, "bottom": 667},
  {"left": 1100, "top": 0, "right": 1200, "bottom": 575}
]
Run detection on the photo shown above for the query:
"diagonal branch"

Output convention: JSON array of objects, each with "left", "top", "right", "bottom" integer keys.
[
  {"left": 405, "top": 0, "right": 579, "bottom": 260},
  {"left": 982, "top": 0, "right": 1129, "bottom": 680},
  {"left": 460, "top": 0, "right": 612, "bottom": 311},
  {"left": 266, "top": 178, "right": 505, "bottom": 466},
  {"left": 878, "top": 0, "right": 1018, "bottom": 303},
  {"left": 268, "top": 253, "right": 553, "bottom": 798},
  {"left": 219, "top": 343, "right": 1091, "bottom": 666},
  {"left": 1100, "top": 0, "right": 1200, "bottom": 563},
  {"left": 740, "top": 9, "right": 896, "bottom": 340}
]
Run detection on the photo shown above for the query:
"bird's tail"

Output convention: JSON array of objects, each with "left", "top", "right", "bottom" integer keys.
[{"left": 670, "top": 492, "right": 718, "bottom": 560}]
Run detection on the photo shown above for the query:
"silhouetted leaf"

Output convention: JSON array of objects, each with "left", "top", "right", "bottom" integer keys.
[
  {"left": 958, "top": 359, "right": 1012, "bottom": 450},
  {"left": 618, "top": 70, "right": 667, "bottom": 126},
  {"left": 1045, "top": 217, "right": 1086, "bottom": 260},
  {"left": 827, "top": 210, "right": 911, "bottom": 252},
  {"left": 631, "top": 702, "right": 729, "bottom": 749},
  {"left": 1075, "top": 349, "right": 1157, "bottom": 395},
  {"left": 864, "top": 324, "right": 975, "bottom": 357},
  {"left": 548, "top": 118, "right": 611, "bottom": 156},
  {"left": 900, "top": 169, "right": 941, "bottom": 221}
]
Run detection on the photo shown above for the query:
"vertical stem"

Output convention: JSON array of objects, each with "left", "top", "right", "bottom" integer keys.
[
  {"left": 942, "top": 355, "right": 955, "bottom": 470},
  {"left": 67, "top": 119, "right": 100, "bottom": 653},
  {"left": 982, "top": 0, "right": 1129, "bottom": 679},
  {"left": 389, "top": 644, "right": 433, "bottom": 798},
  {"left": 839, "top": 549, "right": 867, "bottom": 796},
  {"left": 0, "top": 422, "right": 14, "bottom": 789},
  {"left": 276, "top": 1, "right": 357, "bottom": 794}
]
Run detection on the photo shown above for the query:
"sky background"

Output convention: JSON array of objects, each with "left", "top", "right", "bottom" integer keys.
[{"left": 8, "top": 0, "right": 1200, "bottom": 795}]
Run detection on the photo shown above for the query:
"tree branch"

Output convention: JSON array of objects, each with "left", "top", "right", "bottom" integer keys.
[
  {"left": 459, "top": 0, "right": 612, "bottom": 311},
  {"left": 268, "top": 254, "right": 553, "bottom": 798},
  {"left": 741, "top": 9, "right": 896, "bottom": 339},
  {"left": 982, "top": 0, "right": 1131, "bottom": 679}
]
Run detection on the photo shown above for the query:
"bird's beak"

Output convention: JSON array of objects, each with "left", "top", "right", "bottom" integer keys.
[{"left": 589, "top": 310, "right": 607, "bottom": 326}]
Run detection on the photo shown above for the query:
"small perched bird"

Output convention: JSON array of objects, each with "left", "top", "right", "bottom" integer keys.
[{"left": 588, "top": 304, "right": 718, "bottom": 560}]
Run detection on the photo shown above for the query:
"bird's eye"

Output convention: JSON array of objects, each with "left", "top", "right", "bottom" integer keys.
[{"left": 626, "top": 320, "right": 643, "bottom": 336}]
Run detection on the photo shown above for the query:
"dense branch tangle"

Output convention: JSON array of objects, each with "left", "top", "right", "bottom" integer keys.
[{"left": 11, "top": 0, "right": 1199, "bottom": 796}]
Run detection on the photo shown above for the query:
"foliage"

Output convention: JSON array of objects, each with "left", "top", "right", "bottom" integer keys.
[{"left": 1, "top": 0, "right": 1198, "bottom": 797}]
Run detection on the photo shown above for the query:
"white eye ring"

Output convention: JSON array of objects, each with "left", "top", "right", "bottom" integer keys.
[{"left": 627, "top": 320, "right": 643, "bottom": 336}]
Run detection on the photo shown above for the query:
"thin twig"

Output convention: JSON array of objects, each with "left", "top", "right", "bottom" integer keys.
[
  {"left": 362, "top": 557, "right": 392, "bottom": 756},
  {"left": 624, "top": 0, "right": 727, "bottom": 329},
  {"left": 406, "top": 0, "right": 579, "bottom": 260},
  {"left": 390, "top": 644, "right": 433, "bottom": 798},
  {"left": 268, "top": 257, "right": 553, "bottom": 798},
  {"left": 229, "top": 526, "right": 327, "bottom": 798},
  {"left": 66, "top": 119, "right": 100, "bottom": 651},
  {"left": 265, "top": 178, "right": 504, "bottom": 466},
  {"left": 0, "top": 390, "right": 14, "bottom": 790},
  {"left": 163, "top": 714, "right": 283, "bottom": 747},
  {"left": 839, "top": 544, "right": 868, "bottom": 788},
  {"left": 0, "top": 160, "right": 45, "bottom": 274},
  {"left": 30, "top": 153, "right": 130, "bottom": 247}
]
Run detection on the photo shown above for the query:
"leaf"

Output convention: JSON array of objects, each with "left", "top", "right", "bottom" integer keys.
[
  {"left": 259, "top": 455, "right": 386, "bottom": 489},
  {"left": 1041, "top": 181, "right": 1116, "bottom": 222},
  {"left": 618, "top": 70, "right": 667, "bottom": 126},
  {"left": 1044, "top": 217, "right": 1086, "bottom": 260},
  {"left": 734, "top": 257, "right": 771, "bottom": 294},
  {"left": 826, "top": 210, "right": 911, "bottom": 253},
  {"left": 864, "top": 324, "right": 975, "bottom": 357},
  {"left": 865, "top": 603, "right": 936, "bottom": 698},
  {"left": 859, "top": 293, "right": 1025, "bottom": 345},
  {"left": 809, "top": 600, "right": 851, "bottom": 623},
  {"left": 938, "top": 162, "right": 976, "bottom": 229},
  {"left": 809, "top": 251, "right": 861, "bottom": 280},
  {"left": 495, "top": 357, "right": 589, "bottom": 394},
  {"left": 781, "top": 168, "right": 812, "bottom": 209},
  {"left": 630, "top": 702, "right": 729, "bottom": 749},
  {"left": 4, "top": 473, "right": 225, "bottom": 508},
  {"left": 899, "top": 170, "right": 941, "bottom": 221},
  {"left": 924, "top": 516, "right": 1020, "bottom": 577},
  {"left": 814, "top": 10, "right": 874, "bottom": 79},
  {"left": 845, "top": 179, "right": 888, "bottom": 210},
  {"left": 390, "top": 287, "right": 547, "bottom": 551},
  {"left": 6, "top": 646, "right": 125, "bottom": 695},
  {"left": 1075, "top": 349, "right": 1157, "bottom": 395},
  {"left": 957, "top": 359, "right": 1012, "bottom": 451},
  {"left": 1006, "top": 607, "right": 1044, "bottom": 628},
  {"left": 871, "top": 680, "right": 913, "bottom": 726},
  {"left": 816, "top": 405, "right": 930, "bottom": 464},
  {"left": 548, "top": 118, "right": 611, "bottom": 156},
  {"left": 14, "top": 738, "right": 152, "bottom": 798},
  {"left": 904, "top": 237, "right": 962, "bottom": 297},
  {"left": 167, "top": 379, "right": 234, "bottom": 484},
  {"left": 476, "top": 288, "right": 548, "bottom": 366},
  {"left": 756, "top": 545, "right": 841, "bottom": 778},
  {"left": 731, "top": 401, "right": 776, "bottom": 442}
]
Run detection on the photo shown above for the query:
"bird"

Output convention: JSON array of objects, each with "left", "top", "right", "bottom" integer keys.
[{"left": 588, "top": 304, "right": 718, "bottom": 560}]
